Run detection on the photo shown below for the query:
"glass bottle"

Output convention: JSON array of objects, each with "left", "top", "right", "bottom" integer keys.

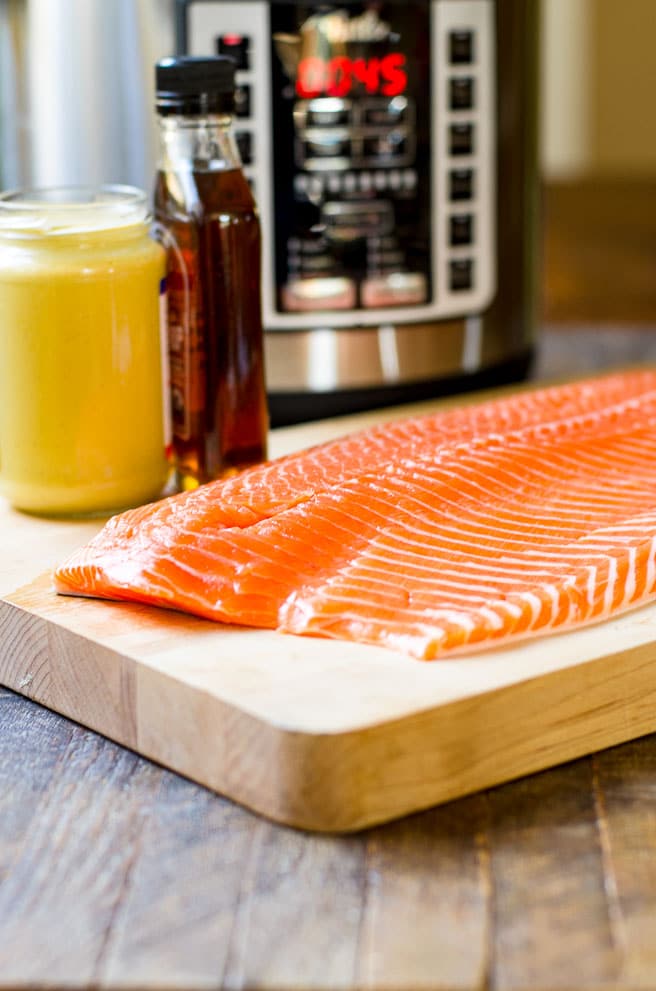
[{"left": 154, "top": 55, "right": 268, "bottom": 488}]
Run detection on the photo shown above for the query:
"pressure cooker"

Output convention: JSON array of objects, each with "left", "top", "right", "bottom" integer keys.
[{"left": 177, "top": 0, "right": 539, "bottom": 424}]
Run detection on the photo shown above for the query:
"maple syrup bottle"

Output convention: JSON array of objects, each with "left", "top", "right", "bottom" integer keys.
[{"left": 154, "top": 56, "right": 268, "bottom": 488}]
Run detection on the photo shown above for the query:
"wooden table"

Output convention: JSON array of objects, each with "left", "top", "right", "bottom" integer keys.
[{"left": 4, "top": 327, "right": 656, "bottom": 990}]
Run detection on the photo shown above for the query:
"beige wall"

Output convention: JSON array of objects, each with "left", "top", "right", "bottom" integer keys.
[
  {"left": 542, "top": 0, "right": 656, "bottom": 179},
  {"left": 592, "top": 0, "right": 656, "bottom": 175}
]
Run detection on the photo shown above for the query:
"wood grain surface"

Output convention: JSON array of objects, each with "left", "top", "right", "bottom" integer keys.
[
  {"left": 4, "top": 324, "right": 656, "bottom": 988},
  {"left": 4, "top": 691, "right": 656, "bottom": 990}
]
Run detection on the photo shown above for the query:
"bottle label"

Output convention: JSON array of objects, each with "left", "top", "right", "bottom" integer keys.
[
  {"left": 166, "top": 243, "right": 206, "bottom": 443},
  {"left": 159, "top": 277, "right": 173, "bottom": 458}
]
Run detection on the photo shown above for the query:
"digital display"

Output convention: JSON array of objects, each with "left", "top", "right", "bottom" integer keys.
[
  {"left": 270, "top": 3, "right": 433, "bottom": 318},
  {"left": 296, "top": 54, "right": 408, "bottom": 99}
]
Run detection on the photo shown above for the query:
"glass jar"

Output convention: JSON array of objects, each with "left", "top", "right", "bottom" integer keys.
[{"left": 0, "top": 185, "right": 170, "bottom": 516}]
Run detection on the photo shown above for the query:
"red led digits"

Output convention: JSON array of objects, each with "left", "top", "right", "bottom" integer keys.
[
  {"left": 296, "top": 56, "right": 328, "bottom": 98},
  {"left": 296, "top": 53, "right": 408, "bottom": 99},
  {"left": 329, "top": 56, "right": 352, "bottom": 97},
  {"left": 351, "top": 58, "right": 382, "bottom": 94},
  {"left": 380, "top": 53, "right": 407, "bottom": 96}
]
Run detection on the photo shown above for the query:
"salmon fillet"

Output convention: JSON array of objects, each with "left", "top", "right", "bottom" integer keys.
[{"left": 55, "top": 370, "right": 656, "bottom": 659}]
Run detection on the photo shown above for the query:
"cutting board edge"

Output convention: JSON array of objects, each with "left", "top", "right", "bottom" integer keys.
[
  {"left": 4, "top": 592, "right": 656, "bottom": 831},
  {"left": 4, "top": 577, "right": 645, "bottom": 738},
  {"left": 0, "top": 576, "right": 565, "bottom": 736}
]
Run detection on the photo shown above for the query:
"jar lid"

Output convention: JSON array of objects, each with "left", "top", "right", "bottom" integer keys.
[
  {"left": 0, "top": 185, "right": 149, "bottom": 236},
  {"left": 155, "top": 56, "right": 236, "bottom": 116}
]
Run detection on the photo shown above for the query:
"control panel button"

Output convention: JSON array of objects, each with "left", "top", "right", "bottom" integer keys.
[
  {"left": 361, "top": 273, "right": 427, "bottom": 308},
  {"left": 306, "top": 98, "right": 350, "bottom": 127},
  {"left": 235, "top": 131, "right": 253, "bottom": 165},
  {"left": 449, "top": 169, "right": 474, "bottom": 201},
  {"left": 449, "top": 214, "right": 474, "bottom": 246},
  {"left": 282, "top": 276, "right": 356, "bottom": 312},
  {"left": 363, "top": 131, "right": 408, "bottom": 162},
  {"left": 216, "top": 34, "right": 250, "bottom": 71},
  {"left": 450, "top": 259, "right": 473, "bottom": 291},
  {"left": 322, "top": 200, "right": 394, "bottom": 242},
  {"left": 364, "top": 96, "right": 409, "bottom": 126},
  {"left": 449, "top": 77, "right": 474, "bottom": 111},
  {"left": 305, "top": 133, "right": 351, "bottom": 159},
  {"left": 235, "top": 84, "right": 251, "bottom": 119},
  {"left": 300, "top": 255, "right": 337, "bottom": 273},
  {"left": 449, "top": 30, "right": 474, "bottom": 65},
  {"left": 300, "top": 237, "right": 329, "bottom": 256},
  {"left": 367, "top": 249, "right": 406, "bottom": 271},
  {"left": 449, "top": 123, "right": 474, "bottom": 156}
]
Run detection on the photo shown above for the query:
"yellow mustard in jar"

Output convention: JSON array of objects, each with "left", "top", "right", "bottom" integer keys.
[{"left": 0, "top": 186, "right": 170, "bottom": 516}]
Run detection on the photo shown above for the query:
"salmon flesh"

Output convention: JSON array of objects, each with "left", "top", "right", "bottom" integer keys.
[{"left": 55, "top": 371, "right": 656, "bottom": 659}]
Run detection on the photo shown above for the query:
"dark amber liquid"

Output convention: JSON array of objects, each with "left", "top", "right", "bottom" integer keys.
[{"left": 155, "top": 166, "right": 268, "bottom": 485}]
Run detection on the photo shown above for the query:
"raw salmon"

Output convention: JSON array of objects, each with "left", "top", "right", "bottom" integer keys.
[{"left": 55, "top": 370, "right": 656, "bottom": 659}]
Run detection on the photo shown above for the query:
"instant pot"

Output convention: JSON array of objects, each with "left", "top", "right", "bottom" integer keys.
[{"left": 177, "top": 0, "right": 539, "bottom": 424}]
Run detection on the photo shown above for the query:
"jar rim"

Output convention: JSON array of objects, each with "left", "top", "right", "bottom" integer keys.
[{"left": 0, "top": 184, "right": 150, "bottom": 236}]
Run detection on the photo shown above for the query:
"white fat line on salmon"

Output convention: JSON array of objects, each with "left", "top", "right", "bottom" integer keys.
[
  {"left": 647, "top": 537, "right": 656, "bottom": 591},
  {"left": 547, "top": 448, "right": 656, "bottom": 476},
  {"left": 366, "top": 511, "right": 650, "bottom": 554},
  {"left": 352, "top": 551, "right": 572, "bottom": 577},
  {"left": 280, "top": 591, "right": 434, "bottom": 632},
  {"left": 382, "top": 560, "right": 597, "bottom": 588},
  {"left": 364, "top": 525, "right": 636, "bottom": 563},
  {"left": 383, "top": 470, "right": 524, "bottom": 508},
  {"left": 417, "top": 501, "right": 647, "bottom": 537},
  {"left": 317, "top": 572, "right": 534, "bottom": 602},
  {"left": 580, "top": 514, "right": 656, "bottom": 536},
  {"left": 357, "top": 536, "right": 649, "bottom": 578},
  {"left": 578, "top": 564, "right": 596, "bottom": 609},
  {"left": 571, "top": 525, "right": 656, "bottom": 545},
  {"left": 363, "top": 570, "right": 607, "bottom": 608},
  {"left": 261, "top": 509, "right": 381, "bottom": 548},
  {"left": 492, "top": 403, "right": 656, "bottom": 450},
  {"left": 527, "top": 585, "right": 568, "bottom": 627},
  {"left": 513, "top": 591, "right": 544, "bottom": 624},
  {"left": 560, "top": 578, "right": 582, "bottom": 625},
  {"left": 410, "top": 451, "right": 656, "bottom": 497},
  {"left": 490, "top": 599, "right": 524, "bottom": 620},
  {"left": 391, "top": 429, "right": 656, "bottom": 493},
  {"left": 477, "top": 606, "right": 505, "bottom": 631},
  {"left": 601, "top": 556, "right": 619, "bottom": 612},
  {"left": 287, "top": 573, "right": 596, "bottom": 624},
  {"left": 348, "top": 553, "right": 588, "bottom": 585},
  {"left": 620, "top": 547, "right": 638, "bottom": 607},
  {"left": 577, "top": 533, "right": 656, "bottom": 547},
  {"left": 423, "top": 503, "right": 627, "bottom": 533},
  {"left": 323, "top": 585, "right": 546, "bottom": 616},
  {"left": 290, "top": 597, "right": 499, "bottom": 630},
  {"left": 400, "top": 462, "right": 656, "bottom": 501},
  {"left": 402, "top": 480, "right": 644, "bottom": 521},
  {"left": 437, "top": 501, "right": 649, "bottom": 531},
  {"left": 326, "top": 547, "right": 648, "bottom": 588},
  {"left": 533, "top": 583, "right": 562, "bottom": 628},
  {"left": 520, "top": 545, "right": 650, "bottom": 562},
  {"left": 608, "top": 440, "right": 656, "bottom": 459}
]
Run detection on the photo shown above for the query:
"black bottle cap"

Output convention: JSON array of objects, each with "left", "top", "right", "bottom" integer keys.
[{"left": 155, "top": 56, "right": 236, "bottom": 116}]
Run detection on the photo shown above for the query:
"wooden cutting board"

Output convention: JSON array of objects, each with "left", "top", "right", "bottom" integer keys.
[{"left": 4, "top": 395, "right": 656, "bottom": 833}]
